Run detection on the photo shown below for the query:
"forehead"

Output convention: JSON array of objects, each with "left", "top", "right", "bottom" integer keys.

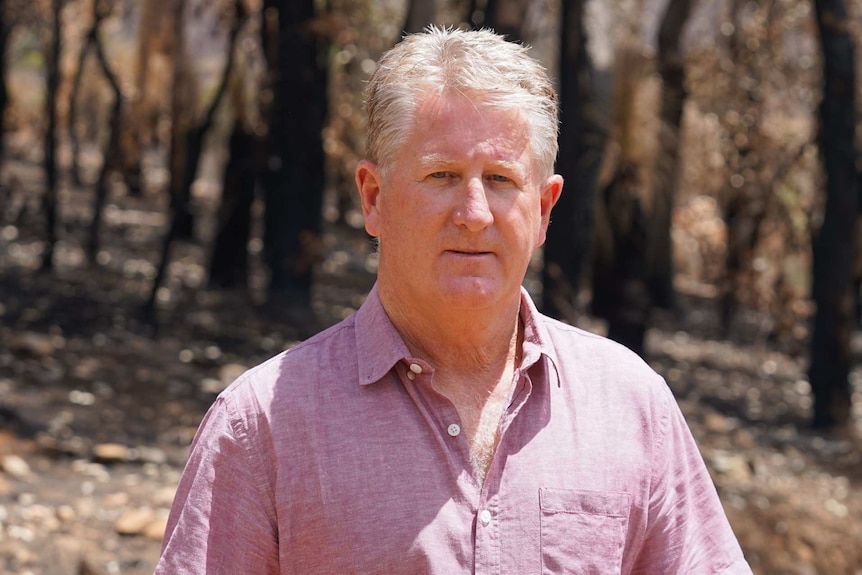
[{"left": 400, "top": 92, "right": 533, "bottom": 163}]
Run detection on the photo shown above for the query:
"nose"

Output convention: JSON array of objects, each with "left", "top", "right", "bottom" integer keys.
[{"left": 453, "top": 177, "right": 494, "bottom": 231}]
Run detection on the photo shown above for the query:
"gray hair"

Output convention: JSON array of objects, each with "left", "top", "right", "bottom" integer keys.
[{"left": 364, "top": 26, "right": 559, "bottom": 178}]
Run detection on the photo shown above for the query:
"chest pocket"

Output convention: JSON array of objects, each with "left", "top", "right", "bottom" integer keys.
[{"left": 539, "top": 488, "right": 631, "bottom": 575}]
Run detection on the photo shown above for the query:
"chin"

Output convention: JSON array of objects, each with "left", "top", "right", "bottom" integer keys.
[{"left": 437, "top": 278, "right": 508, "bottom": 309}]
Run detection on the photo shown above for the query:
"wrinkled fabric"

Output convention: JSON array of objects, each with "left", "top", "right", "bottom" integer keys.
[{"left": 155, "top": 284, "right": 751, "bottom": 575}]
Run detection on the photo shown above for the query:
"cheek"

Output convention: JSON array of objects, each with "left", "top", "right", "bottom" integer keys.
[{"left": 377, "top": 204, "right": 425, "bottom": 247}]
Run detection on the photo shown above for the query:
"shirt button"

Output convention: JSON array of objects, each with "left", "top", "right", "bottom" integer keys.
[
  {"left": 409, "top": 363, "right": 423, "bottom": 374},
  {"left": 406, "top": 371, "right": 415, "bottom": 381},
  {"left": 479, "top": 509, "right": 492, "bottom": 525},
  {"left": 447, "top": 423, "right": 461, "bottom": 437}
]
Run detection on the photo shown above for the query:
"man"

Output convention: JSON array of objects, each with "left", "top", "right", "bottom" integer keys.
[{"left": 156, "top": 27, "right": 751, "bottom": 574}]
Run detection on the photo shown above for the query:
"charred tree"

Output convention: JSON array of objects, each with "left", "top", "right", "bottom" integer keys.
[
  {"left": 68, "top": 21, "right": 91, "bottom": 187},
  {"left": 147, "top": 0, "right": 247, "bottom": 316},
  {"left": 542, "top": 0, "right": 606, "bottom": 319},
  {"left": 402, "top": 0, "right": 437, "bottom": 34},
  {"left": 208, "top": 117, "right": 256, "bottom": 290},
  {"left": 592, "top": 162, "right": 651, "bottom": 356},
  {"left": 120, "top": 0, "right": 157, "bottom": 195},
  {"left": 467, "top": 0, "right": 480, "bottom": 26},
  {"left": 87, "top": 0, "right": 123, "bottom": 260},
  {"left": 208, "top": 66, "right": 256, "bottom": 291},
  {"left": 809, "top": 0, "right": 857, "bottom": 430},
  {"left": 259, "top": 0, "right": 328, "bottom": 310},
  {"left": 41, "top": 0, "right": 65, "bottom": 271},
  {"left": 717, "top": 0, "right": 776, "bottom": 337},
  {"left": 118, "top": 0, "right": 171, "bottom": 195},
  {"left": 650, "top": 0, "right": 693, "bottom": 311},
  {"left": 176, "top": 0, "right": 247, "bottom": 235},
  {"left": 165, "top": 0, "right": 194, "bottom": 242},
  {"left": 481, "top": 0, "right": 526, "bottom": 43},
  {"left": 588, "top": 0, "right": 692, "bottom": 357},
  {"left": 0, "top": 0, "right": 9, "bottom": 154}
]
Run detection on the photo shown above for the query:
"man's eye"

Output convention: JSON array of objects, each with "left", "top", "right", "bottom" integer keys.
[
  {"left": 430, "top": 172, "right": 450, "bottom": 179},
  {"left": 488, "top": 174, "right": 511, "bottom": 183}
]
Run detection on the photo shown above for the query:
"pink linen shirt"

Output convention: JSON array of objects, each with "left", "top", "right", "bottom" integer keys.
[{"left": 156, "top": 285, "right": 751, "bottom": 574}]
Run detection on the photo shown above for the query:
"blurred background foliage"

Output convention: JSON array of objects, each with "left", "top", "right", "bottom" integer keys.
[{"left": 0, "top": 0, "right": 859, "bottom": 431}]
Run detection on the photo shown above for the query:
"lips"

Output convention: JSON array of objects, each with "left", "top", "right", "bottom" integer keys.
[{"left": 447, "top": 249, "right": 493, "bottom": 256}]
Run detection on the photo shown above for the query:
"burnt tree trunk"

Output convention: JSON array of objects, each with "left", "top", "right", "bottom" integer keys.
[
  {"left": 208, "top": 118, "right": 256, "bottom": 289},
  {"left": 260, "top": 0, "right": 328, "bottom": 309},
  {"left": 482, "top": 0, "right": 526, "bottom": 43},
  {"left": 166, "top": 0, "right": 194, "bottom": 242},
  {"left": 68, "top": 26, "right": 91, "bottom": 187},
  {"left": 119, "top": 0, "right": 158, "bottom": 196},
  {"left": 591, "top": 0, "right": 692, "bottom": 357},
  {"left": 403, "top": 0, "right": 437, "bottom": 34},
  {"left": 467, "top": 0, "right": 480, "bottom": 26},
  {"left": 651, "top": 0, "right": 693, "bottom": 311},
  {"left": 143, "top": 0, "right": 191, "bottom": 319},
  {"left": 87, "top": 0, "right": 123, "bottom": 260},
  {"left": 591, "top": 164, "right": 650, "bottom": 356},
  {"left": 542, "top": 0, "right": 606, "bottom": 320},
  {"left": 147, "top": 0, "right": 246, "bottom": 315},
  {"left": 809, "top": 0, "right": 857, "bottom": 430},
  {"left": 41, "top": 0, "right": 64, "bottom": 271},
  {"left": 0, "top": 0, "right": 9, "bottom": 154}
]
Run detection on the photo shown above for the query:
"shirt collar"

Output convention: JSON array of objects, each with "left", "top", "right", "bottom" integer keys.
[
  {"left": 518, "top": 286, "right": 561, "bottom": 383},
  {"left": 354, "top": 283, "right": 413, "bottom": 385},
  {"left": 354, "top": 283, "right": 561, "bottom": 386}
]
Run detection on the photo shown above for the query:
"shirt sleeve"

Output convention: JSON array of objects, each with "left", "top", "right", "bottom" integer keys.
[
  {"left": 154, "top": 392, "right": 279, "bottom": 575},
  {"left": 633, "top": 382, "right": 752, "bottom": 575}
]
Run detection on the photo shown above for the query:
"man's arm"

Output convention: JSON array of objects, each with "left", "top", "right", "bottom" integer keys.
[
  {"left": 632, "top": 383, "right": 752, "bottom": 575},
  {"left": 155, "top": 394, "right": 279, "bottom": 574}
]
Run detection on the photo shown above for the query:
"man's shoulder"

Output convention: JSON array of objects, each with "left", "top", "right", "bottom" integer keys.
[
  {"left": 536, "top": 313, "right": 666, "bottom": 394},
  {"left": 221, "top": 314, "right": 359, "bottom": 400},
  {"left": 539, "top": 313, "right": 646, "bottom": 364},
  {"left": 282, "top": 314, "right": 360, "bottom": 362}
]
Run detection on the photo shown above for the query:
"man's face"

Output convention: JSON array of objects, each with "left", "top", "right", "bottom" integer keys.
[{"left": 356, "top": 91, "right": 563, "bottom": 313}]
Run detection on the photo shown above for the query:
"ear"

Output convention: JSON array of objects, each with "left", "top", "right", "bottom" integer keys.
[
  {"left": 536, "top": 174, "right": 563, "bottom": 246},
  {"left": 355, "top": 159, "right": 383, "bottom": 237}
]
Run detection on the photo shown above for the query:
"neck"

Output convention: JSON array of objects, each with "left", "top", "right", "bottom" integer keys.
[
  {"left": 378, "top": 284, "right": 524, "bottom": 484},
  {"left": 378, "top": 285, "right": 522, "bottom": 378}
]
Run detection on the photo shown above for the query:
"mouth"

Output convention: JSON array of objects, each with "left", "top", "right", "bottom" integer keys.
[{"left": 447, "top": 250, "right": 493, "bottom": 256}]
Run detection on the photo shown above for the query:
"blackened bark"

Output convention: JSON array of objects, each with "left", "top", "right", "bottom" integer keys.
[
  {"left": 147, "top": 0, "right": 247, "bottom": 315},
  {"left": 482, "top": 0, "right": 525, "bottom": 44},
  {"left": 119, "top": 0, "right": 161, "bottom": 196},
  {"left": 41, "top": 0, "right": 64, "bottom": 271},
  {"left": 166, "top": 0, "right": 193, "bottom": 241},
  {"left": 208, "top": 120, "right": 256, "bottom": 289},
  {"left": 591, "top": 164, "right": 651, "bottom": 357},
  {"left": 0, "top": 0, "right": 9, "bottom": 154},
  {"left": 402, "top": 0, "right": 436, "bottom": 34},
  {"left": 171, "top": 0, "right": 247, "bottom": 238},
  {"left": 466, "top": 0, "right": 480, "bottom": 26},
  {"left": 590, "top": 0, "right": 693, "bottom": 357},
  {"left": 87, "top": 1, "right": 123, "bottom": 260},
  {"left": 68, "top": 30, "right": 90, "bottom": 187},
  {"left": 809, "top": 0, "right": 857, "bottom": 429},
  {"left": 542, "top": 0, "right": 606, "bottom": 319},
  {"left": 484, "top": 0, "right": 498, "bottom": 31},
  {"left": 651, "top": 0, "right": 693, "bottom": 310},
  {"left": 718, "top": 0, "right": 768, "bottom": 336},
  {"left": 260, "top": 0, "right": 328, "bottom": 308}
]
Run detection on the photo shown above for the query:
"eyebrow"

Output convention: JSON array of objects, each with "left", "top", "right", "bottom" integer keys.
[
  {"left": 417, "top": 154, "right": 528, "bottom": 176},
  {"left": 416, "top": 154, "right": 455, "bottom": 168}
]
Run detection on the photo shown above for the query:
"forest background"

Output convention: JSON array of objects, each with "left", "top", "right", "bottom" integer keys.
[{"left": 0, "top": 0, "right": 861, "bottom": 573}]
